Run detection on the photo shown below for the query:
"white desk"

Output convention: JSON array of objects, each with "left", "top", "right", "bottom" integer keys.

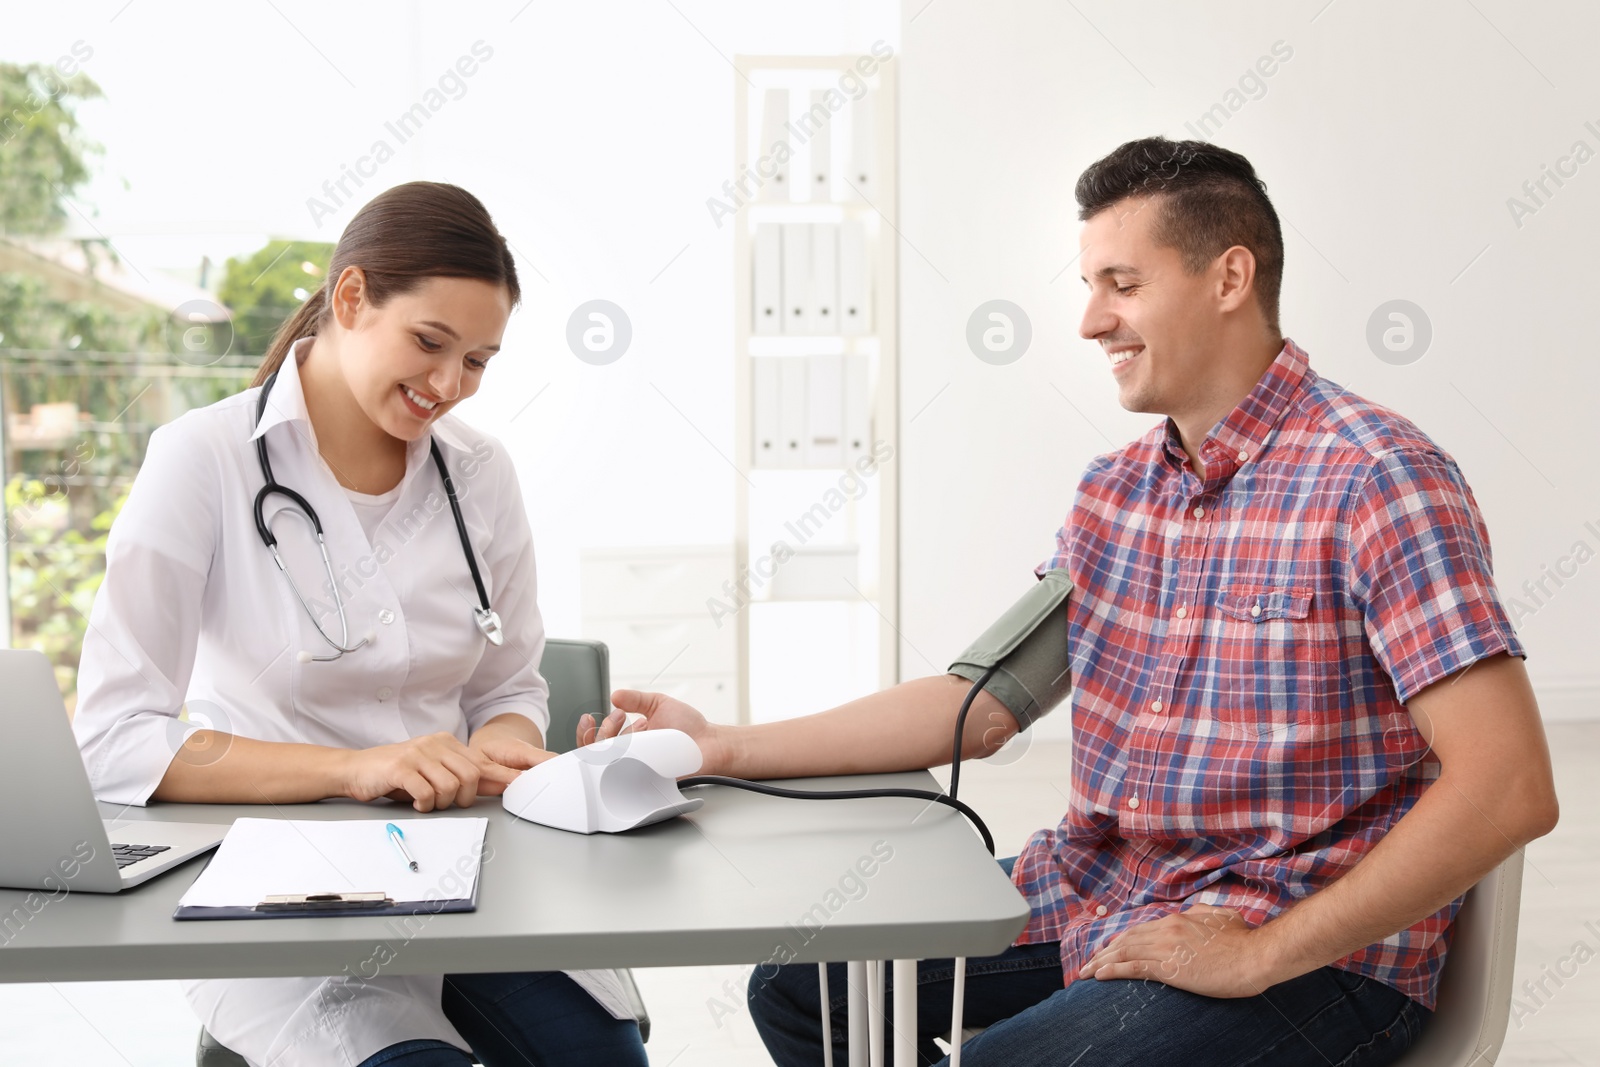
[{"left": 1, "top": 771, "right": 1029, "bottom": 1065}]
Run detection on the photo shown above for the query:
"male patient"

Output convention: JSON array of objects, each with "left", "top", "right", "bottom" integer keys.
[{"left": 591, "top": 137, "right": 1559, "bottom": 1066}]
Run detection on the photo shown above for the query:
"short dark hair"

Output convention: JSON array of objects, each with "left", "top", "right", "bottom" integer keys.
[{"left": 1075, "top": 137, "right": 1284, "bottom": 331}]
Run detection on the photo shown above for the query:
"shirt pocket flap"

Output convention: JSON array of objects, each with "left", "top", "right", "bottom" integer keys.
[{"left": 1216, "top": 585, "right": 1312, "bottom": 622}]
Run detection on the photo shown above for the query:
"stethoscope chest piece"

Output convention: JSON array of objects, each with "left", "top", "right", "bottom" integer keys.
[{"left": 475, "top": 607, "right": 505, "bottom": 646}]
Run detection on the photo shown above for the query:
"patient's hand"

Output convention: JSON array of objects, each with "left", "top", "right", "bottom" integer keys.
[
  {"left": 580, "top": 690, "right": 731, "bottom": 776},
  {"left": 1077, "top": 904, "right": 1289, "bottom": 997}
]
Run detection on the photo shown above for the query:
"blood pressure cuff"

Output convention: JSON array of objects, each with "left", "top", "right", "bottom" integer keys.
[{"left": 947, "top": 568, "right": 1073, "bottom": 729}]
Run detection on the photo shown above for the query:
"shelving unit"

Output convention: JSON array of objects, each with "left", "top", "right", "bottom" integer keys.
[{"left": 731, "top": 55, "right": 899, "bottom": 725}]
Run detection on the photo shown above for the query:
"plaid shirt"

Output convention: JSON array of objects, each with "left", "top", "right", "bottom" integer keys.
[{"left": 1012, "top": 338, "right": 1523, "bottom": 1009}]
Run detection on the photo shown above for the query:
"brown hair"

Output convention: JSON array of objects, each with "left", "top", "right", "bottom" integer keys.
[
  {"left": 251, "top": 182, "right": 520, "bottom": 387},
  {"left": 1075, "top": 137, "right": 1284, "bottom": 333}
]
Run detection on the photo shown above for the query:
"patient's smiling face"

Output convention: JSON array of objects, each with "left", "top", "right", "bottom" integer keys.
[{"left": 1077, "top": 195, "right": 1223, "bottom": 423}]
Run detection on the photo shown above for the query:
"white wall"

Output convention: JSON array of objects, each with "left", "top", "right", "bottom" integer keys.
[
  {"left": 8, "top": 1, "right": 1595, "bottom": 718},
  {"left": 896, "top": 1, "right": 1600, "bottom": 724},
  {"left": 5, "top": 0, "right": 897, "bottom": 644}
]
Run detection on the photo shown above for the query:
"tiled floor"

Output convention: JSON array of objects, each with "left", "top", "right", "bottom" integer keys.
[{"left": 5, "top": 724, "right": 1596, "bottom": 1065}]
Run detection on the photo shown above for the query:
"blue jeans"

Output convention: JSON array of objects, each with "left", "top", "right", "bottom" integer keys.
[
  {"left": 354, "top": 970, "right": 647, "bottom": 1067},
  {"left": 750, "top": 859, "right": 1430, "bottom": 1067}
]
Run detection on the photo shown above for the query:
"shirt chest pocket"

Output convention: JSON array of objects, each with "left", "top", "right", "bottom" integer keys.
[
  {"left": 1207, "top": 584, "right": 1327, "bottom": 737},
  {"left": 1216, "top": 586, "right": 1312, "bottom": 625}
]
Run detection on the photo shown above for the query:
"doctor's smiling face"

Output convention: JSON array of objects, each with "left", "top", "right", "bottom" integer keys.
[{"left": 324, "top": 265, "right": 512, "bottom": 443}]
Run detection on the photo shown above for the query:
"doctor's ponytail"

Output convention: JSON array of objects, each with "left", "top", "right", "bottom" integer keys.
[
  {"left": 251, "top": 182, "right": 520, "bottom": 387},
  {"left": 255, "top": 283, "right": 330, "bottom": 385}
]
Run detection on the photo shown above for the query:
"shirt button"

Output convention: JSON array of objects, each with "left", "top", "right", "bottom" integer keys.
[
  {"left": 377, "top": 686, "right": 393, "bottom": 702},
  {"left": 1192, "top": 505, "right": 1205, "bottom": 518},
  {"left": 1127, "top": 796, "right": 1140, "bottom": 809},
  {"left": 1151, "top": 699, "right": 1163, "bottom": 713},
  {"left": 1250, "top": 604, "right": 1262, "bottom": 618},
  {"left": 1175, "top": 606, "right": 1188, "bottom": 619},
  {"left": 1095, "top": 904, "right": 1108, "bottom": 917},
  {"left": 379, "top": 609, "right": 395, "bottom": 625},
  {"left": 1237, "top": 451, "right": 1249, "bottom": 463}
]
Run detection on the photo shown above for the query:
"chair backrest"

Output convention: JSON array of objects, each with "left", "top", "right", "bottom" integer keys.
[
  {"left": 1397, "top": 851, "right": 1524, "bottom": 1066},
  {"left": 538, "top": 638, "right": 612, "bottom": 755}
]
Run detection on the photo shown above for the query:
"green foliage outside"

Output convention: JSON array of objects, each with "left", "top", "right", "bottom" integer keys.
[
  {"left": 0, "top": 59, "right": 101, "bottom": 235},
  {"left": 6, "top": 476, "right": 125, "bottom": 699},
  {"left": 1, "top": 60, "right": 259, "bottom": 706},
  {"left": 0, "top": 268, "right": 164, "bottom": 353},
  {"left": 218, "top": 239, "right": 334, "bottom": 355}
]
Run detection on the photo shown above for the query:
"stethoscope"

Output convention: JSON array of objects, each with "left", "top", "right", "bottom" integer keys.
[{"left": 252, "top": 367, "right": 504, "bottom": 662}]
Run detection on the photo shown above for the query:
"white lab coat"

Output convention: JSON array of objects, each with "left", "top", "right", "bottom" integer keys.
[{"left": 72, "top": 338, "right": 633, "bottom": 1067}]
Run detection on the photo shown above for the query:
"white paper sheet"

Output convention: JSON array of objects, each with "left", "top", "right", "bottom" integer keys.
[{"left": 177, "top": 817, "right": 488, "bottom": 908}]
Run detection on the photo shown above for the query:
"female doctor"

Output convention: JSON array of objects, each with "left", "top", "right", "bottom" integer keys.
[{"left": 71, "top": 182, "right": 648, "bottom": 1067}]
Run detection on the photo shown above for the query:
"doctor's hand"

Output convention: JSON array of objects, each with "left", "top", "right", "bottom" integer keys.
[
  {"left": 343, "top": 732, "right": 524, "bottom": 812},
  {"left": 467, "top": 733, "right": 559, "bottom": 790},
  {"left": 581, "top": 689, "right": 733, "bottom": 777}
]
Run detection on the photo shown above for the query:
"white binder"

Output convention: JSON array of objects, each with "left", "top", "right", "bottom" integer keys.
[
  {"left": 781, "top": 222, "right": 811, "bottom": 335},
  {"left": 805, "top": 353, "right": 845, "bottom": 467},
  {"left": 752, "top": 357, "right": 782, "bottom": 467},
  {"left": 838, "top": 219, "right": 871, "bottom": 335},
  {"left": 776, "top": 355, "right": 808, "bottom": 468},
  {"left": 810, "top": 222, "right": 839, "bottom": 334},
  {"left": 808, "top": 89, "right": 833, "bottom": 201},
  {"left": 849, "top": 92, "right": 875, "bottom": 197},
  {"left": 759, "top": 89, "right": 792, "bottom": 202},
  {"left": 842, "top": 353, "right": 872, "bottom": 463},
  {"left": 753, "top": 222, "right": 782, "bottom": 335}
]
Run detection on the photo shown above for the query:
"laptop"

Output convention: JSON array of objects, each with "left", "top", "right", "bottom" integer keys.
[{"left": 0, "top": 649, "right": 227, "bottom": 892}]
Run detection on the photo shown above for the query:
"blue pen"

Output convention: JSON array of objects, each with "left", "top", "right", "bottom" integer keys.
[{"left": 386, "top": 822, "right": 419, "bottom": 872}]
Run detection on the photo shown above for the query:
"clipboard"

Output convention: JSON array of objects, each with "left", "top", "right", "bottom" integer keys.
[
  {"left": 172, "top": 851, "right": 482, "bottom": 920},
  {"left": 170, "top": 816, "right": 487, "bottom": 921}
]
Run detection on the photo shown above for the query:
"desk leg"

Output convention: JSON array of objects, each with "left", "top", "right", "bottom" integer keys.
[
  {"left": 892, "top": 959, "right": 917, "bottom": 1067},
  {"left": 819, "top": 963, "right": 834, "bottom": 1067},
  {"left": 949, "top": 957, "right": 967, "bottom": 1067},
  {"left": 867, "top": 960, "right": 885, "bottom": 1067},
  {"left": 848, "top": 960, "right": 868, "bottom": 1067}
]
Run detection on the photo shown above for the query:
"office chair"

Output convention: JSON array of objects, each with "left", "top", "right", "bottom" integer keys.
[
  {"left": 1394, "top": 852, "right": 1524, "bottom": 1066},
  {"left": 197, "top": 638, "right": 649, "bottom": 1065}
]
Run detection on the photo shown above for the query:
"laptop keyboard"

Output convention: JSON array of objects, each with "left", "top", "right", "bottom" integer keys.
[{"left": 110, "top": 843, "right": 172, "bottom": 869}]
